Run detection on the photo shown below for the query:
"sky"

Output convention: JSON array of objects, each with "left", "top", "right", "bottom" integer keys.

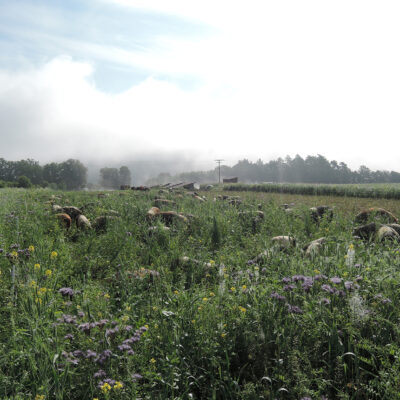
[{"left": 1, "top": 0, "right": 400, "bottom": 173}]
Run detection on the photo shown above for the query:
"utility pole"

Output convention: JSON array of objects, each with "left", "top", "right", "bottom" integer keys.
[{"left": 215, "top": 159, "right": 224, "bottom": 184}]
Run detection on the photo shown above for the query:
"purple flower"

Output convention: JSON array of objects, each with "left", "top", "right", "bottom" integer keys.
[
  {"left": 62, "top": 314, "right": 77, "bottom": 325},
  {"left": 321, "top": 298, "right": 331, "bottom": 305},
  {"left": 281, "top": 277, "right": 292, "bottom": 284},
  {"left": 78, "top": 323, "right": 92, "bottom": 334},
  {"left": 344, "top": 281, "right": 359, "bottom": 291},
  {"left": 270, "top": 292, "right": 286, "bottom": 301},
  {"left": 77, "top": 311, "right": 85, "bottom": 318},
  {"left": 118, "top": 344, "right": 132, "bottom": 352},
  {"left": 131, "top": 373, "right": 143, "bottom": 382},
  {"left": 94, "top": 369, "right": 107, "bottom": 378},
  {"left": 125, "top": 325, "right": 133, "bottom": 332},
  {"left": 314, "top": 274, "right": 328, "bottom": 281},
  {"left": 330, "top": 277, "right": 342, "bottom": 284},
  {"left": 335, "top": 290, "right": 346, "bottom": 297},
  {"left": 283, "top": 284, "right": 296, "bottom": 292},
  {"left": 292, "top": 275, "right": 305, "bottom": 282},
  {"left": 64, "top": 334, "right": 74, "bottom": 340},
  {"left": 261, "top": 267, "right": 267, "bottom": 274},
  {"left": 321, "top": 284, "right": 335, "bottom": 294},
  {"left": 95, "top": 319, "right": 109, "bottom": 329},
  {"left": 355, "top": 275, "right": 363, "bottom": 282},
  {"left": 287, "top": 304, "right": 304, "bottom": 314},
  {"left": 86, "top": 350, "right": 97, "bottom": 359},
  {"left": 382, "top": 298, "right": 392, "bottom": 304},
  {"left": 59, "top": 287, "right": 75, "bottom": 299},
  {"left": 127, "top": 349, "right": 135, "bottom": 355},
  {"left": 72, "top": 350, "right": 85, "bottom": 358}
]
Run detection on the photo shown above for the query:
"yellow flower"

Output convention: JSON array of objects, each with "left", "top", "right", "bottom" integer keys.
[
  {"left": 202, "top": 297, "right": 208, "bottom": 302},
  {"left": 35, "top": 297, "right": 42, "bottom": 305},
  {"left": 191, "top": 319, "right": 196, "bottom": 324},
  {"left": 34, "top": 263, "right": 41, "bottom": 270},
  {"left": 144, "top": 324, "right": 149, "bottom": 329},
  {"left": 28, "top": 245, "right": 35, "bottom": 252},
  {"left": 242, "top": 285, "right": 247, "bottom": 291},
  {"left": 197, "top": 306, "right": 202, "bottom": 311},
  {"left": 125, "top": 305, "right": 131, "bottom": 311},
  {"left": 113, "top": 381, "right": 123, "bottom": 390},
  {"left": 30, "top": 280, "right": 37, "bottom": 288},
  {"left": 35, "top": 395, "right": 45, "bottom": 400},
  {"left": 38, "top": 287, "right": 47, "bottom": 296},
  {"left": 254, "top": 266, "right": 259, "bottom": 271},
  {"left": 349, "top": 244, "right": 354, "bottom": 250},
  {"left": 152, "top": 306, "right": 158, "bottom": 311},
  {"left": 104, "top": 293, "right": 110, "bottom": 299},
  {"left": 221, "top": 333, "right": 226, "bottom": 338},
  {"left": 230, "top": 287, "right": 236, "bottom": 292},
  {"left": 100, "top": 382, "right": 111, "bottom": 393},
  {"left": 45, "top": 269, "right": 52, "bottom": 277},
  {"left": 10, "top": 250, "right": 18, "bottom": 258},
  {"left": 50, "top": 251, "right": 58, "bottom": 259},
  {"left": 343, "top": 271, "right": 349, "bottom": 277},
  {"left": 121, "top": 315, "right": 129, "bottom": 323},
  {"left": 209, "top": 260, "right": 215, "bottom": 265},
  {"left": 238, "top": 306, "right": 247, "bottom": 313},
  {"left": 150, "top": 358, "right": 156, "bottom": 364},
  {"left": 174, "top": 290, "right": 179, "bottom": 295},
  {"left": 209, "top": 292, "right": 215, "bottom": 297},
  {"left": 314, "top": 269, "right": 320, "bottom": 274}
]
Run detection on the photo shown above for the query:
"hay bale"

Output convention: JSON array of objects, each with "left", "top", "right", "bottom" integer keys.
[
  {"left": 56, "top": 213, "right": 72, "bottom": 229},
  {"left": 377, "top": 225, "right": 400, "bottom": 242},
  {"left": 76, "top": 214, "right": 91, "bottom": 230}
]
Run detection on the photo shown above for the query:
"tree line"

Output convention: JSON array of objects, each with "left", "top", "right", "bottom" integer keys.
[
  {"left": 0, "top": 158, "right": 132, "bottom": 189},
  {"left": 147, "top": 154, "right": 400, "bottom": 185}
]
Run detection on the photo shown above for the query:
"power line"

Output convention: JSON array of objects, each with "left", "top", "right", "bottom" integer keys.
[{"left": 215, "top": 159, "right": 224, "bottom": 184}]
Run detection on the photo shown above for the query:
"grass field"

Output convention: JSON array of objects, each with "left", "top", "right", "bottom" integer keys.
[{"left": 1, "top": 187, "right": 400, "bottom": 399}]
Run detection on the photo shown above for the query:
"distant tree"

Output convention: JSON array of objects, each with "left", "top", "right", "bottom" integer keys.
[
  {"left": 119, "top": 166, "right": 132, "bottom": 186},
  {"left": 59, "top": 159, "right": 87, "bottom": 190},
  {"left": 14, "top": 159, "right": 43, "bottom": 184},
  {"left": 100, "top": 167, "right": 120, "bottom": 189},
  {"left": 17, "top": 175, "right": 32, "bottom": 188},
  {"left": 43, "top": 163, "right": 62, "bottom": 186}
]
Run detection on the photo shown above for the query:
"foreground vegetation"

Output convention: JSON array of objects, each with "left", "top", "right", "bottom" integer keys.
[{"left": 1, "top": 188, "right": 400, "bottom": 399}]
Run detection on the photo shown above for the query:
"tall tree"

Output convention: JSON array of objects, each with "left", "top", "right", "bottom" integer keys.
[
  {"left": 59, "top": 159, "right": 87, "bottom": 190},
  {"left": 119, "top": 166, "right": 132, "bottom": 186}
]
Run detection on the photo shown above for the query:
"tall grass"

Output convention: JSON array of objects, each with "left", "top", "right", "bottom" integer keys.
[{"left": 1, "top": 188, "right": 400, "bottom": 398}]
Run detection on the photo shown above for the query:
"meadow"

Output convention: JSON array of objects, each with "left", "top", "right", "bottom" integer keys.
[{"left": 1, "top": 187, "right": 400, "bottom": 399}]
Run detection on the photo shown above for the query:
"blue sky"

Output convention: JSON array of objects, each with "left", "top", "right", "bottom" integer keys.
[{"left": 1, "top": 0, "right": 400, "bottom": 172}]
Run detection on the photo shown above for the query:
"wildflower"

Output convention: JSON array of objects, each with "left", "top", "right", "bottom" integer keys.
[
  {"left": 330, "top": 277, "right": 342, "bottom": 284},
  {"left": 287, "top": 304, "right": 304, "bottom": 314},
  {"left": 314, "top": 269, "right": 320, "bottom": 274},
  {"left": 86, "top": 350, "right": 97, "bottom": 359},
  {"left": 282, "top": 277, "right": 291, "bottom": 283},
  {"left": 209, "top": 292, "right": 215, "bottom": 297},
  {"left": 59, "top": 287, "right": 74, "bottom": 299},
  {"left": 270, "top": 292, "right": 286, "bottom": 301},
  {"left": 104, "top": 293, "right": 110, "bottom": 299},
  {"left": 191, "top": 319, "right": 196, "bottom": 324},
  {"left": 321, "top": 298, "right": 331, "bottom": 305},
  {"left": 202, "top": 297, "right": 208, "bottom": 302},
  {"left": 230, "top": 287, "right": 236, "bottom": 292},
  {"left": 150, "top": 358, "right": 156, "bottom": 364},
  {"left": 283, "top": 284, "right": 296, "bottom": 292},
  {"left": 100, "top": 382, "right": 111, "bottom": 394},
  {"left": 30, "top": 280, "right": 37, "bottom": 288},
  {"left": 221, "top": 333, "right": 226, "bottom": 338},
  {"left": 242, "top": 285, "right": 247, "bottom": 290},
  {"left": 34, "top": 263, "right": 40, "bottom": 270},
  {"left": 314, "top": 274, "right": 328, "bottom": 281},
  {"left": 131, "top": 373, "right": 142, "bottom": 382},
  {"left": 93, "top": 369, "right": 107, "bottom": 378},
  {"left": 174, "top": 290, "right": 179, "bottom": 295},
  {"left": 113, "top": 381, "right": 123, "bottom": 390},
  {"left": 238, "top": 306, "right": 247, "bottom": 313},
  {"left": 10, "top": 250, "right": 18, "bottom": 259},
  {"left": 321, "top": 284, "right": 335, "bottom": 294},
  {"left": 28, "top": 245, "right": 35, "bottom": 252},
  {"left": 45, "top": 269, "right": 52, "bottom": 277},
  {"left": 50, "top": 251, "right": 58, "bottom": 259},
  {"left": 35, "top": 395, "right": 45, "bottom": 400},
  {"left": 64, "top": 334, "right": 74, "bottom": 340},
  {"left": 210, "top": 260, "right": 215, "bottom": 265},
  {"left": 125, "top": 305, "right": 131, "bottom": 311},
  {"left": 35, "top": 297, "right": 42, "bottom": 305}
]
